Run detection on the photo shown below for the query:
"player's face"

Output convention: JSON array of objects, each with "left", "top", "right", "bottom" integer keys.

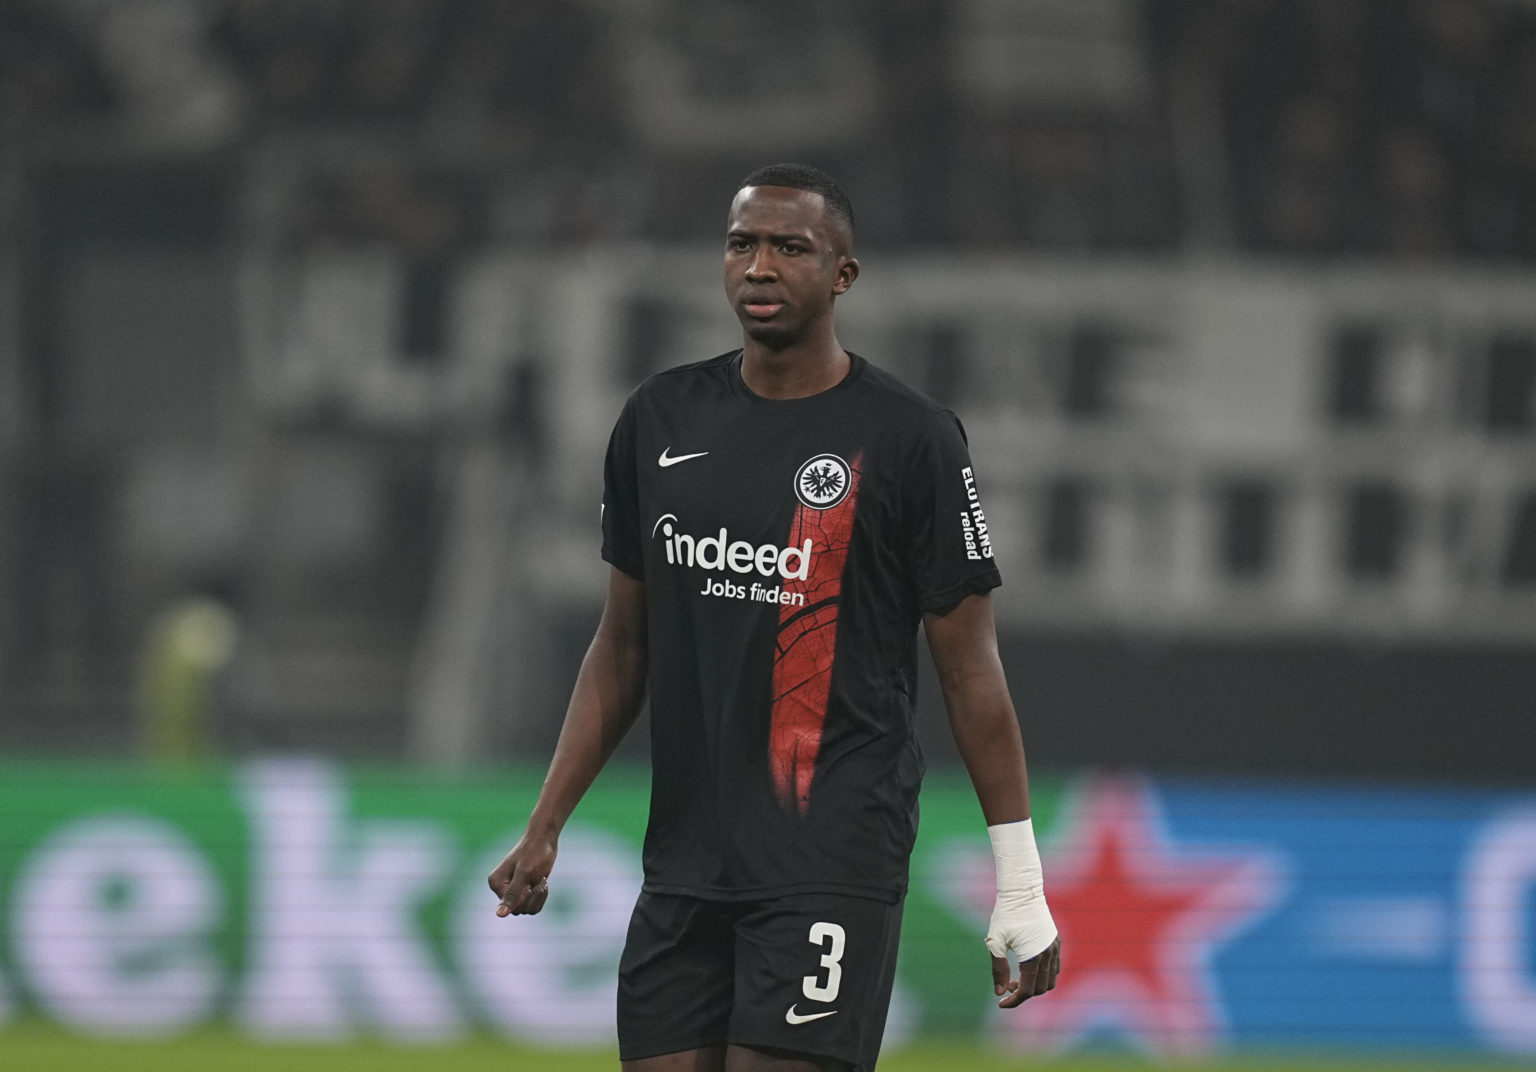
[{"left": 724, "top": 186, "right": 857, "bottom": 351}]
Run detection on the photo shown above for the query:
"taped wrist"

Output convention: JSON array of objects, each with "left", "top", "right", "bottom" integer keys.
[{"left": 984, "top": 818, "right": 1058, "bottom": 961}]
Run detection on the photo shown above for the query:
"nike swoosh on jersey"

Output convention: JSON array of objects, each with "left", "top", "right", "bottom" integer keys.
[
  {"left": 784, "top": 1005, "right": 838, "bottom": 1025},
  {"left": 658, "top": 448, "right": 710, "bottom": 467}
]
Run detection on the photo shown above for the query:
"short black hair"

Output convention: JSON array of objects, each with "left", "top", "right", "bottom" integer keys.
[{"left": 738, "top": 163, "right": 854, "bottom": 238}]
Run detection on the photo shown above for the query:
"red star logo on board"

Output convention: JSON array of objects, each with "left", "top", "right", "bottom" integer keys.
[
  {"left": 1012, "top": 777, "right": 1280, "bottom": 1055},
  {"left": 932, "top": 776, "right": 1281, "bottom": 1057}
]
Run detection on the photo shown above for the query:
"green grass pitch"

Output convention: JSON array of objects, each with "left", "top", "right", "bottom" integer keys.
[{"left": 4, "top": 1027, "right": 1535, "bottom": 1072}]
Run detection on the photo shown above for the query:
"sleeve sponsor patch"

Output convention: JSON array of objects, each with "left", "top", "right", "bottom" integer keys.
[{"left": 960, "top": 466, "right": 993, "bottom": 561}]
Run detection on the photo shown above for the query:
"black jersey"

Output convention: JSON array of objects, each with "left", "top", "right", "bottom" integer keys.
[{"left": 601, "top": 351, "right": 1001, "bottom": 903}]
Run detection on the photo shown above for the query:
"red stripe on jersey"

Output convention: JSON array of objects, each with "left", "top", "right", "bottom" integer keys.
[{"left": 769, "top": 454, "right": 863, "bottom": 816}]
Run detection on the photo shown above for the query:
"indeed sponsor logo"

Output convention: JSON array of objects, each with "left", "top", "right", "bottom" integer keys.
[{"left": 651, "top": 514, "right": 813, "bottom": 580}]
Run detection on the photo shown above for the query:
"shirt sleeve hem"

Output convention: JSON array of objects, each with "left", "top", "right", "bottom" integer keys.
[
  {"left": 916, "top": 569, "right": 1001, "bottom": 613},
  {"left": 601, "top": 546, "right": 646, "bottom": 581}
]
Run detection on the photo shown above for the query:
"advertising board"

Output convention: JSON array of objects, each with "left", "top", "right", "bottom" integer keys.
[{"left": 0, "top": 759, "right": 1532, "bottom": 1057}]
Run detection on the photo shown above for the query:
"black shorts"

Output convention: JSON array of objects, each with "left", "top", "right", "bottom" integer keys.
[{"left": 617, "top": 890, "right": 905, "bottom": 1072}]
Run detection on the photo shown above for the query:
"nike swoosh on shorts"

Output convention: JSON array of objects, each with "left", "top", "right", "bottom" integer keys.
[{"left": 784, "top": 1005, "right": 838, "bottom": 1025}]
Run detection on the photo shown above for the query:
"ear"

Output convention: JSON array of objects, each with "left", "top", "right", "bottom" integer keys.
[{"left": 832, "top": 256, "right": 860, "bottom": 296}]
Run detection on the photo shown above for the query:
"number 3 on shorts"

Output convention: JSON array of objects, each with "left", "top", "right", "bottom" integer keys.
[{"left": 802, "top": 921, "right": 846, "bottom": 1002}]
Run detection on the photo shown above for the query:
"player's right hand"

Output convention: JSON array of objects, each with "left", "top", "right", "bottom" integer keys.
[{"left": 488, "top": 832, "right": 557, "bottom": 917}]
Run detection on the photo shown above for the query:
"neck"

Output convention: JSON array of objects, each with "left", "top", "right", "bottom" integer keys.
[{"left": 740, "top": 331, "right": 850, "bottom": 401}]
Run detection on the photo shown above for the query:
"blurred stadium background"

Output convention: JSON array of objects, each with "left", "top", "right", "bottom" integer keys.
[{"left": 3, "top": 0, "right": 1536, "bottom": 1068}]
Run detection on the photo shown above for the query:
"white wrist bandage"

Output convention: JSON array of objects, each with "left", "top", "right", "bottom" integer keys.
[{"left": 984, "top": 818, "right": 1058, "bottom": 962}]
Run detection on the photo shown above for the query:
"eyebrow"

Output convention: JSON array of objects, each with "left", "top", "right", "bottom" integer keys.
[{"left": 727, "top": 228, "right": 815, "bottom": 244}]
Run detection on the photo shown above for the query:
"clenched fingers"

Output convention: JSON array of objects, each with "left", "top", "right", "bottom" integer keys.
[
  {"left": 495, "top": 874, "right": 549, "bottom": 917},
  {"left": 990, "top": 953, "right": 1015, "bottom": 999},
  {"left": 1034, "top": 940, "right": 1061, "bottom": 996},
  {"left": 996, "top": 936, "right": 1061, "bottom": 1008},
  {"left": 999, "top": 960, "right": 1030, "bottom": 1009}
]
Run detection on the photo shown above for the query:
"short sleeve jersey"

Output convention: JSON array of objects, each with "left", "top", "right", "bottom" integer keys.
[{"left": 602, "top": 351, "right": 1001, "bottom": 903}]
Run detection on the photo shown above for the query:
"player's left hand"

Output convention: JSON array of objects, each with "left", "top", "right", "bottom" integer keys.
[{"left": 991, "top": 934, "right": 1060, "bottom": 1008}]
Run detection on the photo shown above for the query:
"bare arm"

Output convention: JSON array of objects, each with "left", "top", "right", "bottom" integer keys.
[
  {"left": 925, "top": 592, "right": 1060, "bottom": 1006},
  {"left": 489, "top": 566, "right": 648, "bottom": 916},
  {"left": 924, "top": 592, "right": 1029, "bottom": 825}
]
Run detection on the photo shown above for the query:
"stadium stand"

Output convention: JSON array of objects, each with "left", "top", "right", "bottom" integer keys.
[{"left": 2, "top": 0, "right": 1534, "bottom": 772}]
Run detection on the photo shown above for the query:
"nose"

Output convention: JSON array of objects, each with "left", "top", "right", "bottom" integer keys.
[{"left": 745, "top": 248, "right": 776, "bottom": 282}]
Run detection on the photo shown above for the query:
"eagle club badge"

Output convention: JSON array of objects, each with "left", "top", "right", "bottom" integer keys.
[{"left": 794, "top": 454, "right": 852, "bottom": 510}]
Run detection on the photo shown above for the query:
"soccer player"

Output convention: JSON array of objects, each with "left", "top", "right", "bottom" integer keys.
[{"left": 489, "top": 163, "right": 1060, "bottom": 1072}]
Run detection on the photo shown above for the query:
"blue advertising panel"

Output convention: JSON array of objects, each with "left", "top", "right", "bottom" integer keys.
[{"left": 967, "top": 776, "right": 1536, "bottom": 1058}]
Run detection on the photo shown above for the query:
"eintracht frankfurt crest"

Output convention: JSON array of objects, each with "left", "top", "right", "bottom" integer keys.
[{"left": 795, "top": 454, "right": 852, "bottom": 510}]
